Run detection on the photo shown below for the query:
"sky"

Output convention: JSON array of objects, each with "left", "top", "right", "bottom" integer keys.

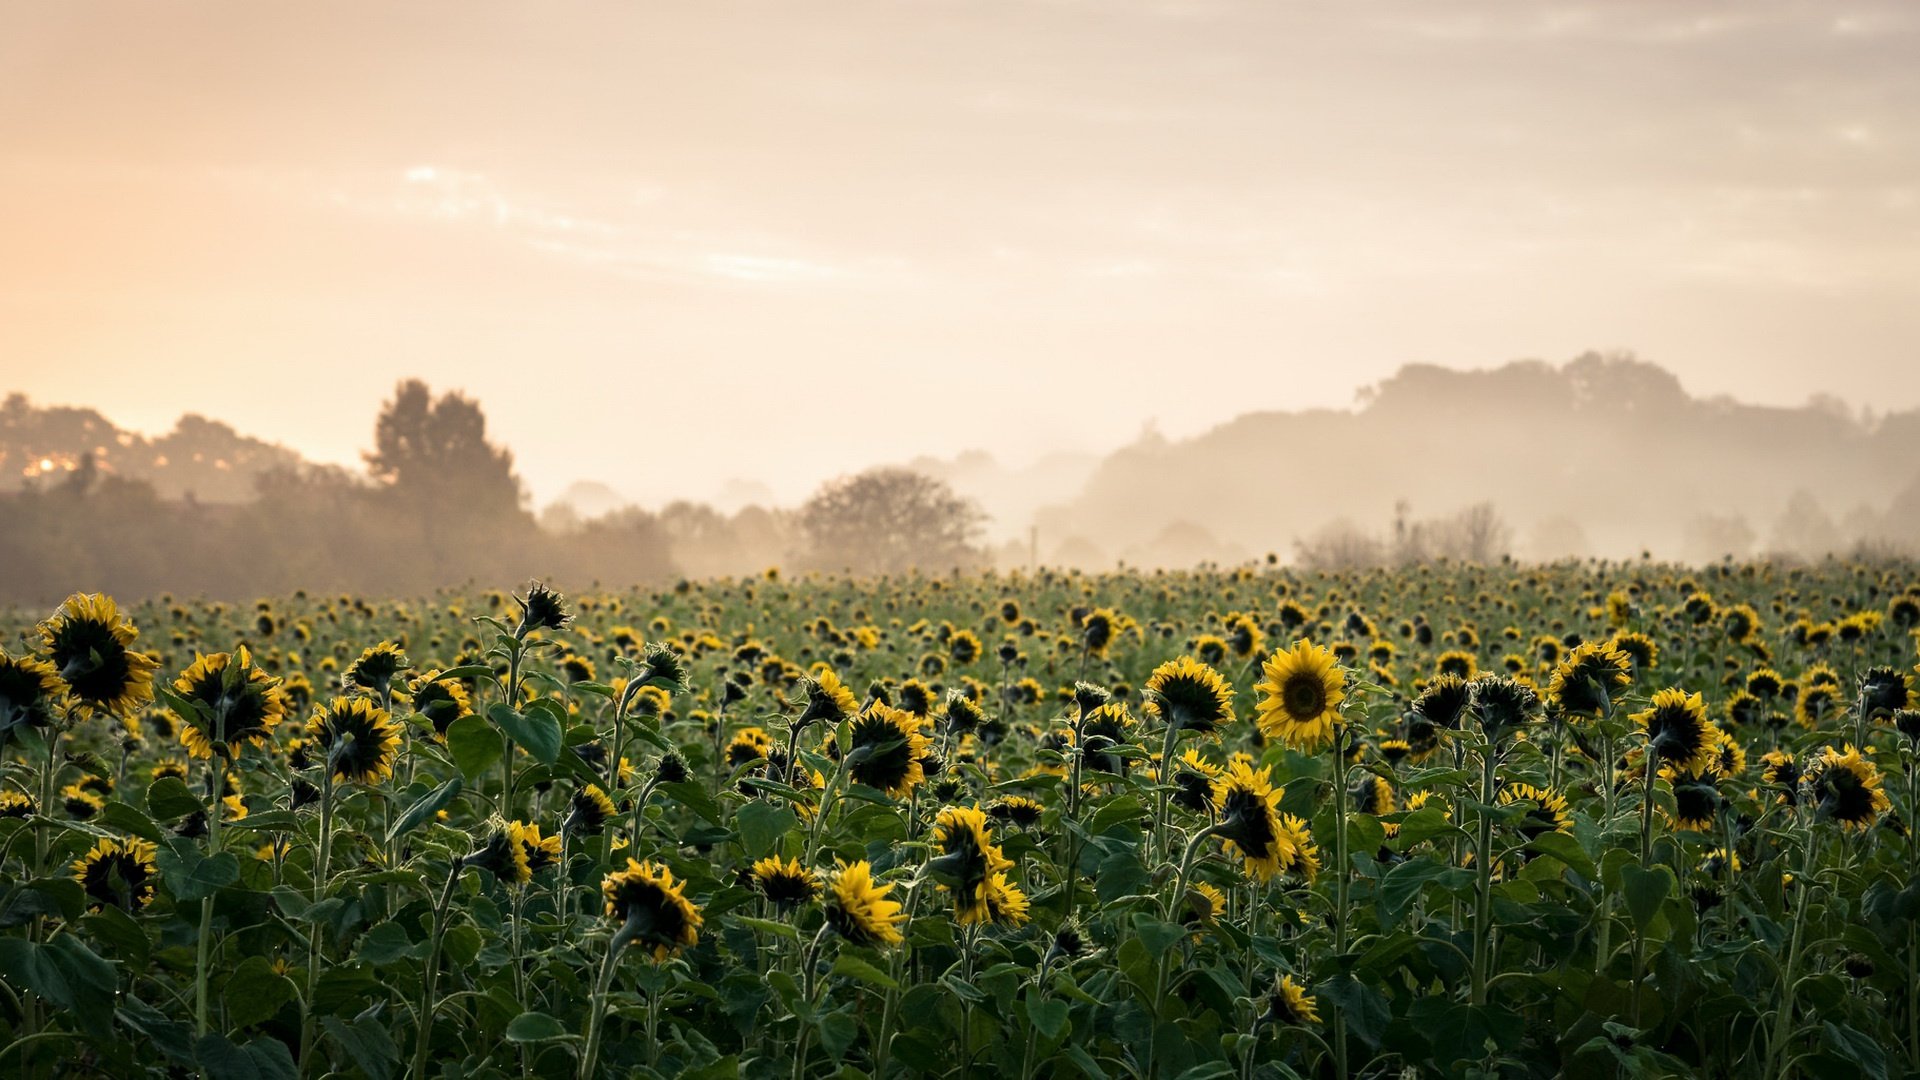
[{"left": 3, "top": 0, "right": 1918, "bottom": 507}]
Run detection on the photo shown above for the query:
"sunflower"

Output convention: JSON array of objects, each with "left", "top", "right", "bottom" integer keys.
[
  {"left": 0, "top": 652, "right": 65, "bottom": 732},
  {"left": 1468, "top": 675, "right": 1540, "bottom": 739},
  {"left": 1632, "top": 689, "right": 1720, "bottom": 776},
  {"left": 0, "top": 790, "right": 33, "bottom": 818},
  {"left": 464, "top": 817, "right": 533, "bottom": 885},
  {"left": 173, "top": 648, "right": 288, "bottom": 760},
  {"left": 1170, "top": 748, "right": 1223, "bottom": 813},
  {"left": 1254, "top": 640, "right": 1345, "bottom": 750},
  {"left": 345, "top": 641, "right": 412, "bottom": 696},
  {"left": 517, "top": 823, "right": 561, "bottom": 876},
  {"left": 37, "top": 593, "right": 159, "bottom": 718},
  {"left": 1803, "top": 745, "right": 1890, "bottom": 832},
  {"left": 1262, "top": 974, "right": 1321, "bottom": 1027},
  {"left": 930, "top": 806, "right": 1013, "bottom": 925},
  {"left": 749, "top": 855, "right": 820, "bottom": 908},
  {"left": 409, "top": 672, "right": 473, "bottom": 739},
  {"left": 513, "top": 582, "right": 573, "bottom": 637},
  {"left": 1435, "top": 650, "right": 1478, "bottom": 680},
  {"left": 564, "top": 784, "right": 618, "bottom": 836},
  {"left": 1858, "top": 666, "right": 1914, "bottom": 722},
  {"left": 1143, "top": 657, "right": 1235, "bottom": 734},
  {"left": 1211, "top": 760, "right": 1295, "bottom": 882},
  {"left": 62, "top": 783, "right": 103, "bottom": 819},
  {"left": 725, "top": 727, "right": 774, "bottom": 768},
  {"left": 1547, "top": 642, "right": 1631, "bottom": 717},
  {"left": 1351, "top": 773, "right": 1396, "bottom": 816},
  {"left": 1710, "top": 729, "right": 1747, "bottom": 779},
  {"left": 1275, "top": 813, "right": 1321, "bottom": 881},
  {"left": 1795, "top": 683, "right": 1840, "bottom": 730},
  {"left": 73, "top": 836, "right": 158, "bottom": 911},
  {"left": 1410, "top": 675, "right": 1471, "bottom": 731},
  {"left": 1181, "top": 880, "right": 1227, "bottom": 930},
  {"left": 1080, "top": 609, "right": 1117, "bottom": 657},
  {"left": 1497, "top": 783, "right": 1572, "bottom": 840},
  {"left": 1760, "top": 749, "right": 1800, "bottom": 803},
  {"left": 825, "top": 860, "right": 906, "bottom": 947},
  {"left": 1745, "top": 668, "right": 1785, "bottom": 701},
  {"left": 987, "top": 794, "right": 1046, "bottom": 829},
  {"left": 1609, "top": 632, "right": 1659, "bottom": 675},
  {"left": 1663, "top": 765, "right": 1723, "bottom": 832},
  {"left": 601, "top": 859, "right": 703, "bottom": 961},
  {"left": 982, "top": 871, "right": 1031, "bottom": 927},
  {"left": 306, "top": 697, "right": 403, "bottom": 785},
  {"left": 798, "top": 669, "right": 859, "bottom": 730},
  {"left": 843, "top": 704, "right": 931, "bottom": 798}
]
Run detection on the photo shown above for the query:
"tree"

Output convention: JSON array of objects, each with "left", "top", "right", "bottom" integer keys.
[
  {"left": 365, "top": 380, "right": 523, "bottom": 516},
  {"left": 796, "top": 468, "right": 986, "bottom": 575}
]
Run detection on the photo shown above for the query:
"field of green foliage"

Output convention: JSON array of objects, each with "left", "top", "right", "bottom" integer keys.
[{"left": 1, "top": 561, "right": 1917, "bottom": 1078}]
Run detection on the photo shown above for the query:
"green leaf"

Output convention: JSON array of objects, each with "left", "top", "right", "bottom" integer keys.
[
  {"left": 1526, "top": 830, "right": 1597, "bottom": 880},
  {"left": 830, "top": 952, "right": 899, "bottom": 990},
  {"left": 1393, "top": 806, "right": 1464, "bottom": 847},
  {"left": 386, "top": 777, "right": 461, "bottom": 843},
  {"left": 490, "top": 702, "right": 562, "bottom": 766},
  {"left": 158, "top": 846, "right": 240, "bottom": 904},
  {"left": 99, "top": 800, "right": 164, "bottom": 842},
  {"left": 733, "top": 915, "right": 800, "bottom": 940},
  {"left": 224, "top": 955, "right": 298, "bottom": 1029},
  {"left": 1619, "top": 864, "right": 1672, "bottom": 933},
  {"left": 80, "top": 903, "right": 150, "bottom": 968},
  {"left": 658, "top": 781, "right": 724, "bottom": 826},
  {"left": 1131, "top": 914, "right": 1186, "bottom": 959},
  {"left": 321, "top": 1014, "right": 399, "bottom": 1080},
  {"left": 356, "top": 921, "right": 425, "bottom": 967},
  {"left": 504, "top": 1011, "right": 570, "bottom": 1043},
  {"left": 1377, "top": 859, "right": 1467, "bottom": 929},
  {"left": 1025, "top": 988, "right": 1070, "bottom": 1041},
  {"left": 735, "top": 800, "right": 798, "bottom": 858},
  {"left": 0, "top": 878, "right": 85, "bottom": 927},
  {"left": 195, "top": 1033, "right": 299, "bottom": 1080},
  {"left": 0, "top": 934, "right": 120, "bottom": 1039},
  {"left": 1821, "top": 1021, "right": 1887, "bottom": 1080},
  {"left": 147, "top": 776, "right": 204, "bottom": 820},
  {"left": 446, "top": 714, "right": 503, "bottom": 782}
]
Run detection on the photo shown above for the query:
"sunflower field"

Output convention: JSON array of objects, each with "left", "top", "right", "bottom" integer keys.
[{"left": 1, "top": 562, "right": 1917, "bottom": 1079}]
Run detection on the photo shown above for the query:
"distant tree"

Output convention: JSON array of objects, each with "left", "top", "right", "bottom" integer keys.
[
  {"left": 1682, "top": 513, "right": 1756, "bottom": 563},
  {"left": 797, "top": 468, "right": 986, "bottom": 575},
  {"left": 365, "top": 380, "right": 523, "bottom": 516},
  {"left": 1767, "top": 490, "right": 1841, "bottom": 558},
  {"left": 1433, "top": 502, "right": 1512, "bottom": 563},
  {"left": 1293, "top": 518, "right": 1385, "bottom": 571}
]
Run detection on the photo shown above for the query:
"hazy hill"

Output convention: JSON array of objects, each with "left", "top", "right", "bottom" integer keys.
[{"left": 1031, "top": 353, "right": 1920, "bottom": 566}]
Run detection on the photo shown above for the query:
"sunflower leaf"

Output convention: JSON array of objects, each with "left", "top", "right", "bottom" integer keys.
[
  {"left": 386, "top": 777, "right": 461, "bottom": 844},
  {"left": 491, "top": 702, "right": 562, "bottom": 766}
]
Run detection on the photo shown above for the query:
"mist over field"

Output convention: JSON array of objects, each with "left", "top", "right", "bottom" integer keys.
[{"left": 5, "top": 349, "right": 1918, "bottom": 604}]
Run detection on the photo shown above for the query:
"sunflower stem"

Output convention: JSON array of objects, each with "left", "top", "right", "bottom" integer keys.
[
  {"left": 1331, "top": 723, "right": 1350, "bottom": 1080},
  {"left": 1469, "top": 733, "right": 1498, "bottom": 1007},
  {"left": 1766, "top": 818, "right": 1820, "bottom": 1078},
  {"left": 195, "top": 746, "right": 228, "bottom": 1040},
  {"left": 412, "top": 860, "right": 465, "bottom": 1080}
]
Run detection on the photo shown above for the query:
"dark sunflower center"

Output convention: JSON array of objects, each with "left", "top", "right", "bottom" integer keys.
[
  {"left": 55, "top": 623, "right": 132, "bottom": 702},
  {"left": 1282, "top": 673, "right": 1325, "bottom": 721}
]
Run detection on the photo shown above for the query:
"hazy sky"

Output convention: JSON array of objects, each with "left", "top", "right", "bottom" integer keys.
[{"left": 3, "top": 1, "right": 1917, "bottom": 506}]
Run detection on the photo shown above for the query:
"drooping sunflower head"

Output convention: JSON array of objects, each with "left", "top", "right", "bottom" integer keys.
[
  {"left": 1547, "top": 641, "right": 1632, "bottom": 717},
  {"left": 172, "top": 648, "right": 288, "bottom": 761},
  {"left": 73, "top": 835, "right": 158, "bottom": 911},
  {"left": 1858, "top": 666, "right": 1914, "bottom": 722},
  {"left": 749, "top": 855, "right": 820, "bottom": 908},
  {"left": 1804, "top": 744, "right": 1890, "bottom": 832},
  {"left": 306, "top": 696, "right": 403, "bottom": 785},
  {"left": 987, "top": 794, "right": 1046, "bottom": 829},
  {"left": 1255, "top": 639, "right": 1345, "bottom": 751},
  {"left": 1211, "top": 760, "right": 1294, "bottom": 882},
  {"left": 1171, "top": 748, "right": 1224, "bottom": 813},
  {"left": 845, "top": 703, "right": 931, "bottom": 799},
  {"left": 1894, "top": 708, "right": 1920, "bottom": 745},
  {"left": 982, "top": 871, "right": 1031, "bottom": 928},
  {"left": 1760, "top": 749, "right": 1800, "bottom": 803},
  {"left": 345, "top": 641, "right": 412, "bottom": 695},
  {"left": 943, "top": 691, "right": 987, "bottom": 737},
  {"left": 1143, "top": 656, "right": 1235, "bottom": 735},
  {"left": 1410, "top": 675, "right": 1472, "bottom": 731},
  {"left": 601, "top": 859, "right": 703, "bottom": 961},
  {"left": 464, "top": 816, "right": 532, "bottom": 885},
  {"left": 1080, "top": 609, "right": 1117, "bottom": 656},
  {"left": 1497, "top": 782, "right": 1572, "bottom": 842},
  {"left": 1795, "top": 683, "right": 1841, "bottom": 730},
  {"left": 0, "top": 790, "right": 34, "bottom": 818},
  {"left": 38, "top": 593, "right": 159, "bottom": 718},
  {"left": 564, "top": 783, "right": 618, "bottom": 836},
  {"left": 930, "top": 805, "right": 1012, "bottom": 924},
  {"left": 1745, "top": 668, "right": 1785, "bottom": 701},
  {"left": 513, "top": 582, "right": 573, "bottom": 637},
  {"left": 1263, "top": 974, "right": 1321, "bottom": 1027},
  {"left": 516, "top": 822, "right": 561, "bottom": 878},
  {"left": 725, "top": 726, "right": 774, "bottom": 768},
  {"left": 1661, "top": 765, "right": 1722, "bottom": 831},
  {"left": 1608, "top": 632, "right": 1659, "bottom": 675},
  {"left": 0, "top": 652, "right": 66, "bottom": 731},
  {"left": 798, "top": 668, "right": 858, "bottom": 729},
  {"left": 1468, "top": 675, "right": 1540, "bottom": 739},
  {"left": 408, "top": 672, "right": 473, "bottom": 739},
  {"left": 1350, "top": 772, "right": 1396, "bottom": 816},
  {"left": 824, "top": 860, "right": 905, "bottom": 947},
  {"left": 1632, "top": 689, "right": 1720, "bottom": 776}
]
